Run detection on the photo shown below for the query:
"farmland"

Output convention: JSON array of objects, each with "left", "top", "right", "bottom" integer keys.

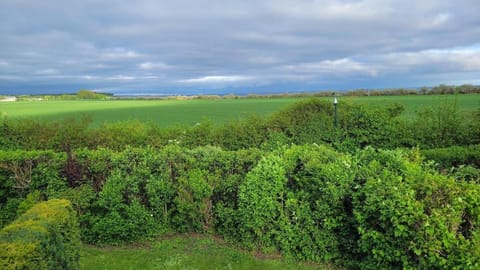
[
  {"left": 0, "top": 98, "right": 305, "bottom": 127},
  {"left": 1, "top": 94, "right": 479, "bottom": 127}
]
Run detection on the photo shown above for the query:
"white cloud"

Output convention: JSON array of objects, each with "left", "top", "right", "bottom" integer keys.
[
  {"left": 268, "top": 0, "right": 393, "bottom": 21},
  {"left": 281, "top": 58, "right": 378, "bottom": 76},
  {"left": 379, "top": 46, "right": 480, "bottom": 72},
  {"left": 233, "top": 32, "right": 308, "bottom": 46},
  {"left": 35, "top": 68, "right": 59, "bottom": 75},
  {"left": 101, "top": 48, "right": 142, "bottom": 60},
  {"left": 82, "top": 75, "right": 96, "bottom": 80},
  {"left": 179, "top": 75, "right": 252, "bottom": 84},
  {"left": 107, "top": 75, "right": 136, "bottom": 81},
  {"left": 419, "top": 13, "right": 451, "bottom": 29},
  {"left": 139, "top": 61, "right": 169, "bottom": 70}
]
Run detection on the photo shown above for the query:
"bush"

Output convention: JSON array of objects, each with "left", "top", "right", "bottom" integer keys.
[
  {"left": 353, "top": 148, "right": 480, "bottom": 269},
  {"left": 86, "top": 163, "right": 158, "bottom": 244},
  {"left": 422, "top": 144, "right": 480, "bottom": 169},
  {"left": 232, "top": 145, "right": 358, "bottom": 263},
  {"left": 411, "top": 98, "right": 474, "bottom": 148},
  {"left": 172, "top": 169, "right": 214, "bottom": 232},
  {"left": 1, "top": 141, "right": 479, "bottom": 269},
  {"left": 0, "top": 150, "right": 65, "bottom": 228},
  {"left": 237, "top": 155, "right": 287, "bottom": 249},
  {"left": 280, "top": 145, "right": 358, "bottom": 263},
  {"left": 267, "top": 99, "right": 335, "bottom": 145},
  {"left": 0, "top": 199, "right": 80, "bottom": 270}
]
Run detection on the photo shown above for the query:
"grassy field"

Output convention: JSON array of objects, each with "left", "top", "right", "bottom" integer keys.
[
  {"left": 1, "top": 94, "right": 479, "bottom": 127},
  {"left": 80, "top": 234, "right": 333, "bottom": 270},
  {"left": 348, "top": 94, "right": 480, "bottom": 117},
  {"left": 0, "top": 98, "right": 305, "bottom": 127}
]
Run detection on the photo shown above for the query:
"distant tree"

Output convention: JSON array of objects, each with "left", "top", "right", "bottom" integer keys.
[
  {"left": 77, "top": 89, "right": 97, "bottom": 99},
  {"left": 77, "top": 89, "right": 107, "bottom": 100},
  {"left": 419, "top": 86, "right": 428, "bottom": 95}
]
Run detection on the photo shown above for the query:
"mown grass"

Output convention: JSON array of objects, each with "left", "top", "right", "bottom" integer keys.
[
  {"left": 79, "top": 234, "right": 334, "bottom": 270},
  {"left": 1, "top": 94, "right": 479, "bottom": 127}
]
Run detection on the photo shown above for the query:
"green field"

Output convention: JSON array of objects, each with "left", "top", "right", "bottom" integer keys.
[
  {"left": 348, "top": 94, "right": 480, "bottom": 117},
  {"left": 1, "top": 94, "right": 479, "bottom": 127},
  {"left": 0, "top": 98, "right": 305, "bottom": 127},
  {"left": 80, "top": 235, "right": 332, "bottom": 270}
]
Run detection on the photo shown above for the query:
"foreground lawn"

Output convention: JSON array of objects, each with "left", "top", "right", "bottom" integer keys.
[{"left": 80, "top": 235, "right": 334, "bottom": 270}]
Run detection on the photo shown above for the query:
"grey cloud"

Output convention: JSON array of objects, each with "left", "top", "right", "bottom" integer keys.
[{"left": 1, "top": 0, "right": 479, "bottom": 94}]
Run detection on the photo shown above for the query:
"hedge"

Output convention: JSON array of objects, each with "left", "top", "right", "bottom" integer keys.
[
  {"left": 422, "top": 144, "right": 480, "bottom": 168},
  {"left": 0, "top": 199, "right": 80, "bottom": 270},
  {"left": 0, "top": 146, "right": 479, "bottom": 269},
  {"left": 2, "top": 98, "right": 477, "bottom": 152}
]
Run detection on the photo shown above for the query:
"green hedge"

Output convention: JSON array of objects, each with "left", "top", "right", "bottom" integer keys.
[
  {"left": 2, "top": 98, "right": 477, "bottom": 152},
  {"left": 0, "top": 146, "right": 479, "bottom": 269},
  {"left": 0, "top": 199, "right": 80, "bottom": 270},
  {"left": 0, "top": 150, "right": 65, "bottom": 228},
  {"left": 422, "top": 144, "right": 480, "bottom": 168}
]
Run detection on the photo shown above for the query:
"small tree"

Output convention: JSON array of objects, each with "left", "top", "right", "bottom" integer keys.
[{"left": 77, "top": 90, "right": 107, "bottom": 100}]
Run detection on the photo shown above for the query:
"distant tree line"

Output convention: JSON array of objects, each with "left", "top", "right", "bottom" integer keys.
[
  {"left": 7, "top": 84, "right": 480, "bottom": 101},
  {"left": 15, "top": 90, "right": 111, "bottom": 101}
]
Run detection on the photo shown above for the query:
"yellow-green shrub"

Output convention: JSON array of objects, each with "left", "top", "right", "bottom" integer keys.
[{"left": 0, "top": 199, "right": 80, "bottom": 270}]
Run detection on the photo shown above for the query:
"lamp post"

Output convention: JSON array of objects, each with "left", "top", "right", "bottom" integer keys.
[{"left": 333, "top": 94, "right": 338, "bottom": 128}]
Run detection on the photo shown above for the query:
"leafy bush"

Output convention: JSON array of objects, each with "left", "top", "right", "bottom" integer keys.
[
  {"left": 0, "top": 199, "right": 80, "bottom": 270},
  {"left": 451, "top": 165, "right": 480, "bottom": 183},
  {"left": 422, "top": 144, "right": 480, "bottom": 169},
  {"left": 237, "top": 155, "right": 287, "bottom": 249},
  {"left": 172, "top": 169, "right": 214, "bottom": 232},
  {"left": 411, "top": 98, "right": 477, "bottom": 148},
  {"left": 353, "top": 148, "right": 480, "bottom": 269},
  {"left": 267, "top": 99, "right": 335, "bottom": 145},
  {"left": 0, "top": 150, "right": 65, "bottom": 228},
  {"left": 1, "top": 136, "right": 479, "bottom": 269},
  {"left": 85, "top": 150, "right": 159, "bottom": 244},
  {"left": 280, "top": 145, "right": 358, "bottom": 263}
]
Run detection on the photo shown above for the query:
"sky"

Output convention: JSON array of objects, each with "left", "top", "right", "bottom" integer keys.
[{"left": 1, "top": 0, "right": 480, "bottom": 95}]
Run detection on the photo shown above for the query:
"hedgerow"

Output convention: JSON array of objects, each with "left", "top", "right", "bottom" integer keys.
[
  {"left": 422, "top": 144, "right": 480, "bottom": 169},
  {"left": 1, "top": 98, "right": 478, "bottom": 152},
  {"left": 0, "top": 98, "right": 479, "bottom": 268}
]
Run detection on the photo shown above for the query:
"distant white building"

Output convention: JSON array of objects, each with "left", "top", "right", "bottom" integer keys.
[{"left": 0, "top": 96, "right": 17, "bottom": 102}]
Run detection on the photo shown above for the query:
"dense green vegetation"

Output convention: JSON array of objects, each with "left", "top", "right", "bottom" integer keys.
[
  {"left": 1, "top": 97, "right": 479, "bottom": 151},
  {"left": 0, "top": 145, "right": 478, "bottom": 269},
  {"left": 0, "top": 199, "right": 80, "bottom": 270},
  {"left": 1, "top": 95, "right": 479, "bottom": 269}
]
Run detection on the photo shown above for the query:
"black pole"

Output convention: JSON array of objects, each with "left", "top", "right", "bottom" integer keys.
[{"left": 333, "top": 96, "right": 338, "bottom": 128}]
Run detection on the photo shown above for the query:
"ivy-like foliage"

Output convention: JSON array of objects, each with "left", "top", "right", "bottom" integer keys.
[{"left": 238, "top": 155, "right": 287, "bottom": 249}]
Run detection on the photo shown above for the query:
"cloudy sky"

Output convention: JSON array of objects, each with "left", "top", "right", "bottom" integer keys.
[{"left": 1, "top": 0, "right": 480, "bottom": 95}]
